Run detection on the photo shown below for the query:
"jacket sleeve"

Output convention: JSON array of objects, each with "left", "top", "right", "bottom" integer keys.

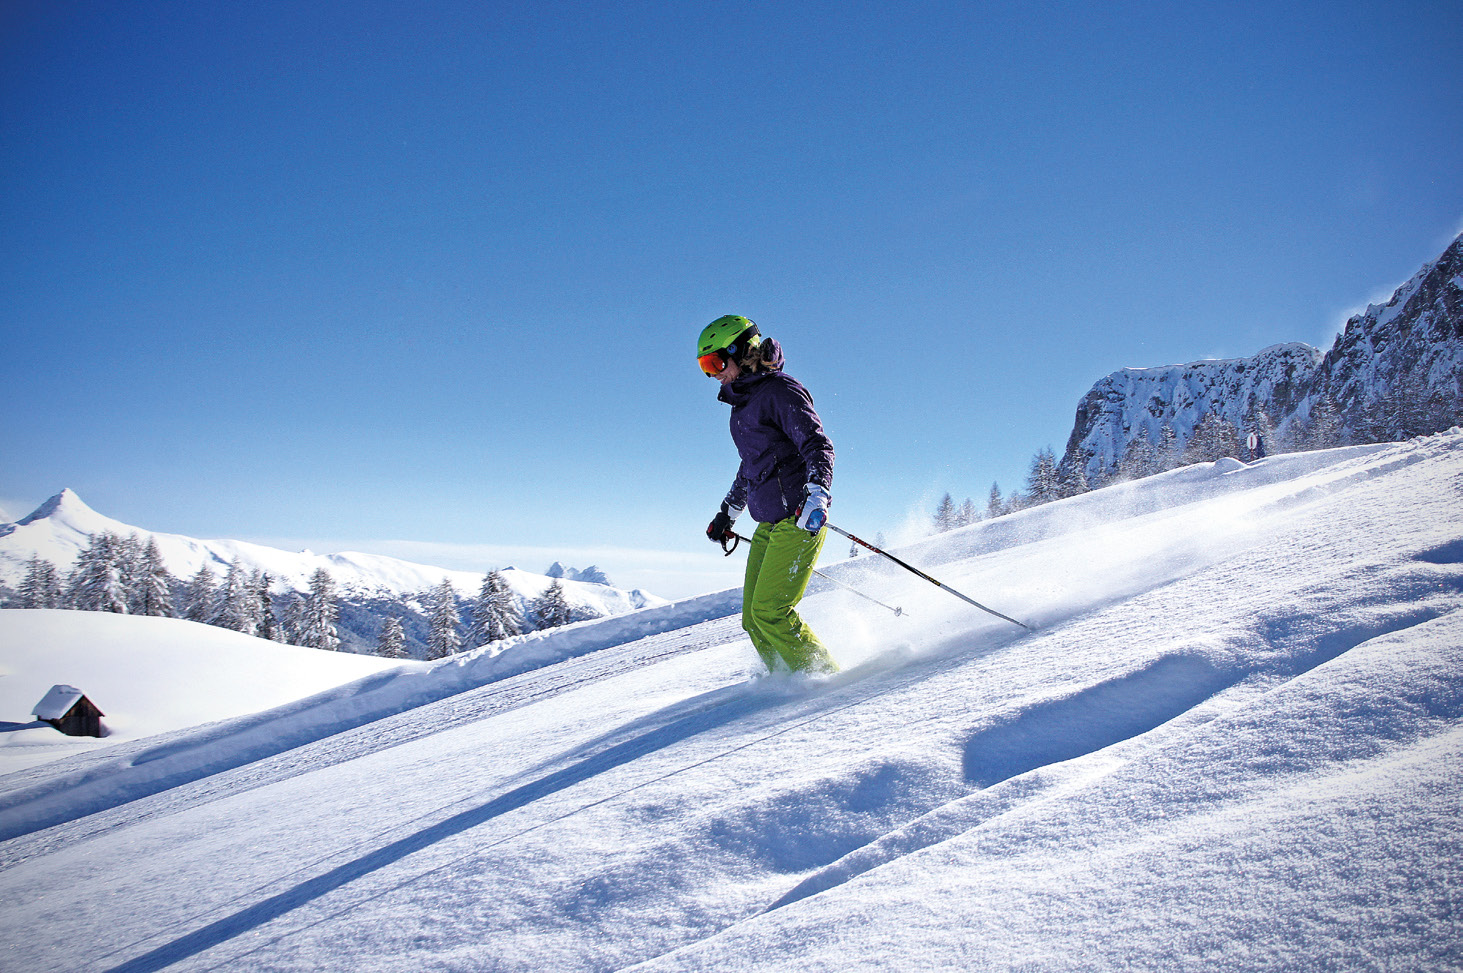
[
  {"left": 774, "top": 378, "right": 834, "bottom": 491},
  {"left": 724, "top": 471, "right": 749, "bottom": 513}
]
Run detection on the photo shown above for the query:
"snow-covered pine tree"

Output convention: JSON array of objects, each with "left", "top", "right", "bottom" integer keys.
[
  {"left": 986, "top": 483, "right": 1004, "bottom": 520},
  {"left": 1024, "top": 447, "right": 1060, "bottom": 506},
  {"left": 136, "top": 537, "right": 175, "bottom": 617},
  {"left": 1216, "top": 415, "right": 1242, "bottom": 460},
  {"left": 301, "top": 568, "right": 341, "bottom": 651},
  {"left": 183, "top": 565, "right": 217, "bottom": 623},
  {"left": 281, "top": 591, "right": 308, "bottom": 646},
  {"left": 21, "top": 556, "right": 54, "bottom": 608},
  {"left": 1373, "top": 368, "right": 1431, "bottom": 442},
  {"left": 216, "top": 558, "right": 259, "bottom": 635},
  {"left": 1181, "top": 415, "right": 1216, "bottom": 465},
  {"left": 20, "top": 555, "right": 63, "bottom": 609},
  {"left": 465, "top": 573, "right": 496, "bottom": 650},
  {"left": 466, "top": 571, "right": 522, "bottom": 649},
  {"left": 1302, "top": 395, "right": 1343, "bottom": 451},
  {"left": 63, "top": 533, "right": 96, "bottom": 610},
  {"left": 1182, "top": 413, "right": 1242, "bottom": 465},
  {"left": 117, "top": 534, "right": 145, "bottom": 613},
  {"left": 932, "top": 493, "right": 957, "bottom": 533},
  {"left": 377, "top": 616, "right": 407, "bottom": 660},
  {"left": 427, "top": 579, "right": 463, "bottom": 660},
  {"left": 217, "top": 560, "right": 243, "bottom": 631},
  {"left": 957, "top": 497, "right": 979, "bottom": 527},
  {"left": 1156, "top": 423, "right": 1181, "bottom": 472},
  {"left": 488, "top": 570, "right": 523, "bottom": 640},
  {"left": 1119, "top": 435, "right": 1158, "bottom": 481},
  {"left": 254, "top": 571, "right": 280, "bottom": 642},
  {"left": 240, "top": 567, "right": 263, "bottom": 635},
  {"left": 67, "top": 532, "right": 129, "bottom": 613},
  {"left": 1057, "top": 459, "right": 1090, "bottom": 498},
  {"left": 532, "top": 579, "right": 573, "bottom": 630}
]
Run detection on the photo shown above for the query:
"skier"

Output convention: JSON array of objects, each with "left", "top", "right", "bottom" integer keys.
[{"left": 699, "top": 315, "right": 838, "bottom": 675}]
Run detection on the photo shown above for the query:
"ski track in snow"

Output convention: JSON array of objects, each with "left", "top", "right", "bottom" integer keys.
[{"left": 1, "top": 434, "right": 1461, "bottom": 972}]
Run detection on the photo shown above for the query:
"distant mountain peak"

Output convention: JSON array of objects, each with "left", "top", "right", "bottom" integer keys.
[
  {"left": 17, "top": 488, "right": 92, "bottom": 526},
  {"left": 545, "top": 562, "right": 612, "bottom": 586},
  {"left": 15, "top": 489, "right": 127, "bottom": 540}
]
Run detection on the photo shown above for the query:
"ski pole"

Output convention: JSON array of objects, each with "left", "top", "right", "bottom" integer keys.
[
  {"left": 825, "top": 523, "right": 1033, "bottom": 631},
  {"left": 810, "top": 563, "right": 906, "bottom": 617},
  {"left": 721, "top": 531, "right": 906, "bottom": 617}
]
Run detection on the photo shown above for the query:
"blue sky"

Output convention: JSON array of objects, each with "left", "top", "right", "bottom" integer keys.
[{"left": 3, "top": 1, "right": 1460, "bottom": 599}]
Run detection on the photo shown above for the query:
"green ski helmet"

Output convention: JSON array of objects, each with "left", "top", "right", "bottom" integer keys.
[{"left": 696, "top": 315, "right": 761, "bottom": 376}]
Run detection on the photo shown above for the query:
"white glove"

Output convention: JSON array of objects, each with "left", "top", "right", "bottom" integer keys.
[{"left": 795, "top": 484, "right": 830, "bottom": 534}]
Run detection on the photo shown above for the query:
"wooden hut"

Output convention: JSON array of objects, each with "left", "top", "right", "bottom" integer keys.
[{"left": 32, "top": 685, "right": 106, "bottom": 738}]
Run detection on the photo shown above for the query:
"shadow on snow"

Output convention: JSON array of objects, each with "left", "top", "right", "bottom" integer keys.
[{"left": 100, "top": 679, "right": 835, "bottom": 973}]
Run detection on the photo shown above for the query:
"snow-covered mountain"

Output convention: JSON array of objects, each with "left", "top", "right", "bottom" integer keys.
[
  {"left": 1310, "top": 231, "right": 1463, "bottom": 431},
  {"left": 1062, "top": 233, "right": 1463, "bottom": 481},
  {"left": 1062, "top": 342, "right": 1322, "bottom": 478},
  {"left": 1, "top": 431, "right": 1458, "bottom": 971},
  {"left": 0, "top": 489, "right": 667, "bottom": 652}
]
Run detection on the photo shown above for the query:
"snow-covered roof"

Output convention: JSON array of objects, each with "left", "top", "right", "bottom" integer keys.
[{"left": 32, "top": 684, "right": 100, "bottom": 720}]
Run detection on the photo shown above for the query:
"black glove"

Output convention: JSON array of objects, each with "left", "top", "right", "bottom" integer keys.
[{"left": 706, "top": 501, "right": 743, "bottom": 543}]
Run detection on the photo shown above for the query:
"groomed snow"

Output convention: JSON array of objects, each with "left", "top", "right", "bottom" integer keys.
[{"left": 0, "top": 432, "right": 1459, "bottom": 972}]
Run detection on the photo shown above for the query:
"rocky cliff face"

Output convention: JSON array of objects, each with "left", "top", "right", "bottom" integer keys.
[
  {"left": 1305, "top": 234, "right": 1463, "bottom": 439},
  {"left": 1061, "top": 234, "right": 1463, "bottom": 482},
  {"left": 1061, "top": 344, "right": 1321, "bottom": 480}
]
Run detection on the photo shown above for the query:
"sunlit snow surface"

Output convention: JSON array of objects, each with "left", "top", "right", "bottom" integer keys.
[
  {"left": 1, "top": 434, "right": 1460, "bottom": 972},
  {"left": 0, "top": 613, "right": 410, "bottom": 775}
]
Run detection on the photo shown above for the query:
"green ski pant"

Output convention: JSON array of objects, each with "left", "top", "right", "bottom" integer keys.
[{"left": 742, "top": 518, "right": 837, "bottom": 674}]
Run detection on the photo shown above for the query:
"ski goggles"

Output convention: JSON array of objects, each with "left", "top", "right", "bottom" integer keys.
[
  {"left": 697, "top": 325, "right": 760, "bottom": 377},
  {"left": 698, "top": 349, "right": 731, "bottom": 376}
]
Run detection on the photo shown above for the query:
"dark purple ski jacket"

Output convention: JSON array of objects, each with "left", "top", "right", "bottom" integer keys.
[{"left": 718, "top": 351, "right": 834, "bottom": 524}]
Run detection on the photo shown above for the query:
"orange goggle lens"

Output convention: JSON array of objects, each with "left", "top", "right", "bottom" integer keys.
[{"left": 698, "top": 351, "right": 728, "bottom": 376}]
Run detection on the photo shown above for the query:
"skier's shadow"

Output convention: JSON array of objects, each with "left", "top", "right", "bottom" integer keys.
[{"left": 101, "top": 681, "right": 791, "bottom": 973}]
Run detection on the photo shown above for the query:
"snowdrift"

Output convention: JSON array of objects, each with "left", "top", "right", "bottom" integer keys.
[{"left": 1, "top": 433, "right": 1460, "bottom": 972}]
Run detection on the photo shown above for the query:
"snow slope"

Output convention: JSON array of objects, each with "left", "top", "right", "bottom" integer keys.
[
  {"left": 0, "top": 432, "right": 1460, "bottom": 972},
  {"left": 0, "top": 611, "right": 413, "bottom": 775}
]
